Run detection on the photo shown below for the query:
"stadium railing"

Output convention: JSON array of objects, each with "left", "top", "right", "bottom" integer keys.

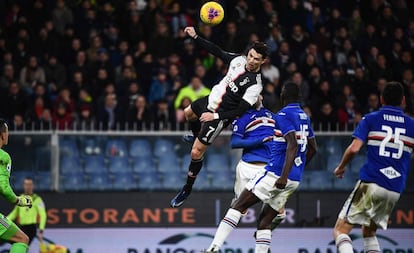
[{"left": 6, "top": 130, "right": 414, "bottom": 193}]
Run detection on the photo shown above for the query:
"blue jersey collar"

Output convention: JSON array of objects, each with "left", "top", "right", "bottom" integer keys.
[
  {"left": 285, "top": 103, "right": 301, "bottom": 108},
  {"left": 381, "top": 105, "right": 403, "bottom": 113}
]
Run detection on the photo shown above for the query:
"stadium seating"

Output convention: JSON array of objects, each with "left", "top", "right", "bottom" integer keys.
[
  {"left": 210, "top": 170, "right": 234, "bottom": 190},
  {"left": 137, "top": 172, "right": 162, "bottom": 190},
  {"left": 303, "top": 170, "right": 334, "bottom": 190},
  {"left": 129, "top": 139, "right": 152, "bottom": 158},
  {"left": 112, "top": 172, "right": 138, "bottom": 190},
  {"left": 153, "top": 139, "right": 175, "bottom": 158},
  {"left": 105, "top": 139, "right": 128, "bottom": 157},
  {"left": 35, "top": 171, "right": 52, "bottom": 191},
  {"left": 161, "top": 171, "right": 186, "bottom": 190},
  {"left": 333, "top": 173, "right": 358, "bottom": 190},
  {"left": 83, "top": 155, "right": 106, "bottom": 174},
  {"left": 88, "top": 172, "right": 111, "bottom": 191},
  {"left": 59, "top": 138, "right": 79, "bottom": 159},
  {"left": 81, "top": 138, "right": 103, "bottom": 156},
  {"left": 108, "top": 156, "right": 131, "bottom": 173},
  {"left": 132, "top": 157, "right": 155, "bottom": 174},
  {"left": 349, "top": 155, "right": 366, "bottom": 173},
  {"left": 60, "top": 157, "right": 83, "bottom": 175},
  {"left": 61, "top": 173, "right": 87, "bottom": 191},
  {"left": 157, "top": 153, "right": 180, "bottom": 173},
  {"left": 35, "top": 147, "right": 51, "bottom": 171},
  {"left": 192, "top": 169, "right": 211, "bottom": 190},
  {"left": 206, "top": 153, "right": 229, "bottom": 172}
]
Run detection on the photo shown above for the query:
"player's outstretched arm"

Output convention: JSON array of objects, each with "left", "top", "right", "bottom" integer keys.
[
  {"left": 184, "top": 26, "right": 238, "bottom": 63},
  {"left": 275, "top": 132, "right": 298, "bottom": 189},
  {"left": 334, "top": 138, "right": 363, "bottom": 178},
  {"left": 230, "top": 134, "right": 273, "bottom": 149},
  {"left": 305, "top": 137, "right": 317, "bottom": 166}
]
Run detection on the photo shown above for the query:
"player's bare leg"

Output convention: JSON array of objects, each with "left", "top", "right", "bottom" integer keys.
[
  {"left": 255, "top": 204, "right": 279, "bottom": 253},
  {"left": 8, "top": 229, "right": 29, "bottom": 253},
  {"left": 205, "top": 189, "right": 260, "bottom": 252},
  {"left": 183, "top": 106, "right": 201, "bottom": 143},
  {"left": 333, "top": 218, "right": 354, "bottom": 253},
  {"left": 170, "top": 138, "right": 208, "bottom": 207},
  {"left": 362, "top": 221, "right": 380, "bottom": 253}
]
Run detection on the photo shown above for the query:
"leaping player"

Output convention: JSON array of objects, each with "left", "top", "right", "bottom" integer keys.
[{"left": 170, "top": 26, "right": 269, "bottom": 208}]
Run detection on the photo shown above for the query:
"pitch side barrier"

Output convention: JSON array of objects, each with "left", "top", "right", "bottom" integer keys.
[{"left": 0, "top": 191, "right": 413, "bottom": 228}]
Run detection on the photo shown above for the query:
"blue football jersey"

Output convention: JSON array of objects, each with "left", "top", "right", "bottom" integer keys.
[
  {"left": 266, "top": 103, "right": 315, "bottom": 181},
  {"left": 352, "top": 106, "right": 414, "bottom": 193},
  {"left": 232, "top": 107, "right": 275, "bottom": 163}
]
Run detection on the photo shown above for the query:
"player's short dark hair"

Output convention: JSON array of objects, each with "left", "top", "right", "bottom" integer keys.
[
  {"left": 282, "top": 81, "right": 300, "bottom": 101},
  {"left": 0, "top": 119, "right": 8, "bottom": 133},
  {"left": 382, "top": 81, "right": 404, "bottom": 106},
  {"left": 248, "top": 41, "right": 269, "bottom": 59}
]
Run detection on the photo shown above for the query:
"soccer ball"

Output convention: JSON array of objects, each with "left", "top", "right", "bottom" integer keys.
[{"left": 200, "top": 1, "right": 224, "bottom": 25}]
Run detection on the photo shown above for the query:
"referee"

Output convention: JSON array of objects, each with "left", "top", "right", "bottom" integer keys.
[{"left": 7, "top": 178, "right": 46, "bottom": 244}]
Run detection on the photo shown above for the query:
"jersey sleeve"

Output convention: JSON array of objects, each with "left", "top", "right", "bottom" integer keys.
[
  {"left": 232, "top": 115, "right": 248, "bottom": 137},
  {"left": 275, "top": 112, "right": 295, "bottom": 136},
  {"left": 36, "top": 197, "right": 47, "bottom": 230},
  {"left": 194, "top": 36, "right": 239, "bottom": 63},
  {"left": 242, "top": 83, "right": 262, "bottom": 106},
  {"left": 352, "top": 116, "right": 369, "bottom": 142}
]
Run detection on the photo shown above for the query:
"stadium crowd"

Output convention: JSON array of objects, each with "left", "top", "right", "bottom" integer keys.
[{"left": 0, "top": 0, "right": 413, "bottom": 131}]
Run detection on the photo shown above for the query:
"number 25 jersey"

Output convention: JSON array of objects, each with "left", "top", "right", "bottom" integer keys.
[{"left": 353, "top": 106, "right": 414, "bottom": 193}]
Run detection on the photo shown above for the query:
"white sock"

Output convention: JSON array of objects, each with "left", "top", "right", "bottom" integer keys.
[
  {"left": 255, "top": 229, "right": 271, "bottom": 253},
  {"left": 335, "top": 234, "right": 353, "bottom": 253},
  {"left": 207, "top": 208, "right": 242, "bottom": 251},
  {"left": 364, "top": 236, "right": 380, "bottom": 253}
]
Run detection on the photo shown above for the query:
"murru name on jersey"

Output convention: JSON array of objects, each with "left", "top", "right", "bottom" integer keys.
[{"left": 383, "top": 114, "right": 404, "bottom": 123}]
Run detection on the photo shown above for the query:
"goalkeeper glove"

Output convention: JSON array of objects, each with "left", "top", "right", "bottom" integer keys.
[{"left": 15, "top": 195, "right": 32, "bottom": 208}]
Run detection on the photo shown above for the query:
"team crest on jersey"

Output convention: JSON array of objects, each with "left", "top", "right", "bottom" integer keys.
[
  {"left": 266, "top": 112, "right": 272, "bottom": 118},
  {"left": 239, "top": 77, "right": 250, "bottom": 86}
]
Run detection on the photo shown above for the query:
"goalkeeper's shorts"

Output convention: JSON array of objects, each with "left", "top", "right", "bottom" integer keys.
[{"left": 0, "top": 213, "right": 19, "bottom": 240}]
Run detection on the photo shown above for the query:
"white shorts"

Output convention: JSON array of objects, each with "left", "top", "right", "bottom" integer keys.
[
  {"left": 234, "top": 160, "right": 266, "bottom": 199},
  {"left": 245, "top": 167, "right": 299, "bottom": 211},
  {"left": 338, "top": 180, "right": 400, "bottom": 230}
]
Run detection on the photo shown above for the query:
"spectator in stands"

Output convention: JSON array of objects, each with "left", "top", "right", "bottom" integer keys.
[
  {"left": 0, "top": 81, "right": 28, "bottom": 122},
  {"left": 26, "top": 97, "right": 48, "bottom": 128},
  {"left": 337, "top": 98, "right": 361, "bottom": 131},
  {"left": 148, "top": 22, "right": 175, "bottom": 59},
  {"left": 68, "top": 51, "right": 88, "bottom": 84},
  {"left": 313, "top": 101, "right": 337, "bottom": 131},
  {"left": 126, "top": 95, "right": 152, "bottom": 130},
  {"left": 153, "top": 99, "right": 175, "bottom": 130},
  {"left": 173, "top": 76, "right": 210, "bottom": 110},
  {"left": 0, "top": 64, "right": 15, "bottom": 92},
  {"left": 148, "top": 69, "right": 171, "bottom": 103},
  {"left": 261, "top": 61, "right": 280, "bottom": 87},
  {"left": 262, "top": 80, "right": 281, "bottom": 113},
  {"left": 53, "top": 101, "right": 73, "bottom": 130},
  {"left": 69, "top": 71, "right": 89, "bottom": 102},
  {"left": 291, "top": 71, "right": 310, "bottom": 104},
  {"left": 77, "top": 104, "right": 94, "bottom": 130},
  {"left": 11, "top": 114, "right": 25, "bottom": 131},
  {"left": 50, "top": 88, "right": 73, "bottom": 130},
  {"left": 115, "top": 55, "right": 136, "bottom": 83},
  {"left": 44, "top": 55, "right": 67, "bottom": 93},
  {"left": 19, "top": 56, "right": 46, "bottom": 94},
  {"left": 96, "top": 93, "right": 124, "bottom": 130},
  {"left": 52, "top": 0, "right": 74, "bottom": 36},
  {"left": 369, "top": 54, "right": 394, "bottom": 81},
  {"left": 362, "top": 93, "right": 380, "bottom": 115}
]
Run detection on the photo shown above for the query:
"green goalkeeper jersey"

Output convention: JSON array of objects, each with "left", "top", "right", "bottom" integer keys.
[{"left": 0, "top": 148, "right": 18, "bottom": 203}]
